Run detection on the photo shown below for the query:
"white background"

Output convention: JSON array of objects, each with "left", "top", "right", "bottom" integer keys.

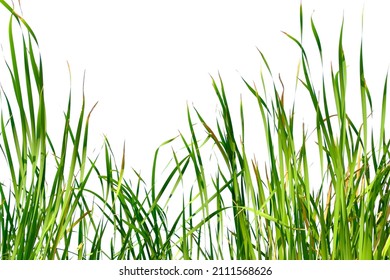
[
  {"left": 0, "top": 0, "right": 389, "bottom": 267},
  {"left": 1, "top": 0, "right": 390, "bottom": 180}
]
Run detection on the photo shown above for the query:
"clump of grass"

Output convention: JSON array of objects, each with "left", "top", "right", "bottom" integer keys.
[
  {"left": 0, "top": 1, "right": 388, "bottom": 260},
  {"left": 173, "top": 4, "right": 389, "bottom": 260},
  {"left": 0, "top": 1, "right": 101, "bottom": 259},
  {"left": 173, "top": 5, "right": 389, "bottom": 260}
]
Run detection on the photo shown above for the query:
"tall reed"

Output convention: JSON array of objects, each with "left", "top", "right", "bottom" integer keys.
[{"left": 0, "top": 1, "right": 388, "bottom": 259}]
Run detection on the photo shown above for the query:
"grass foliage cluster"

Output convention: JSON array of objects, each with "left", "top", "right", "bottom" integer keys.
[{"left": 0, "top": 1, "right": 389, "bottom": 260}]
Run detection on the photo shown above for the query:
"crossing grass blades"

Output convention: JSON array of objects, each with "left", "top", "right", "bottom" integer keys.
[{"left": 0, "top": 1, "right": 388, "bottom": 259}]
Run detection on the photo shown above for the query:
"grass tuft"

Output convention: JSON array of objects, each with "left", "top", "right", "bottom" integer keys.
[{"left": 0, "top": 1, "right": 388, "bottom": 259}]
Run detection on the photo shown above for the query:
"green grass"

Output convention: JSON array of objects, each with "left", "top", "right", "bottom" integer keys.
[{"left": 0, "top": 1, "right": 389, "bottom": 260}]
